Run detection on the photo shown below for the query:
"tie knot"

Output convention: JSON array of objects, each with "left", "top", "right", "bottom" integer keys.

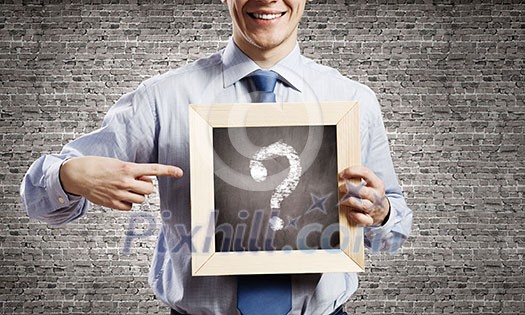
[
  {"left": 246, "top": 69, "right": 279, "bottom": 93},
  {"left": 245, "top": 70, "right": 279, "bottom": 103}
]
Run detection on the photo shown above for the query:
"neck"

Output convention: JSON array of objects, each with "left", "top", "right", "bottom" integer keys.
[{"left": 233, "top": 37, "right": 297, "bottom": 69}]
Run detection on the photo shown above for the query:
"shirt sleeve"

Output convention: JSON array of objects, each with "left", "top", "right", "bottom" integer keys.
[
  {"left": 358, "top": 85, "right": 413, "bottom": 254},
  {"left": 20, "top": 83, "right": 158, "bottom": 226}
]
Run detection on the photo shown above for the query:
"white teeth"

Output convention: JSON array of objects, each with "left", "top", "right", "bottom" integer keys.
[{"left": 252, "top": 13, "right": 282, "bottom": 20}]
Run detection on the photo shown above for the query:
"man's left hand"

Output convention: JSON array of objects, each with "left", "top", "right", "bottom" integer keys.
[{"left": 338, "top": 166, "right": 390, "bottom": 227}]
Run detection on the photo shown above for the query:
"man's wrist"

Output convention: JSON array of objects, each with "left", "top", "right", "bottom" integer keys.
[
  {"left": 59, "top": 158, "right": 81, "bottom": 197},
  {"left": 379, "top": 196, "right": 391, "bottom": 226}
]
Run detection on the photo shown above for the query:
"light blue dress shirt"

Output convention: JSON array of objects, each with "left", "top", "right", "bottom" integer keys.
[{"left": 20, "top": 39, "right": 413, "bottom": 315}]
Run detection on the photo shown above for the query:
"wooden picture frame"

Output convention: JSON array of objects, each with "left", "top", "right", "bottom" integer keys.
[{"left": 189, "top": 101, "right": 363, "bottom": 276}]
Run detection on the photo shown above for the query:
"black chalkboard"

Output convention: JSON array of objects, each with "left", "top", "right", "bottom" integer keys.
[{"left": 213, "top": 125, "right": 339, "bottom": 252}]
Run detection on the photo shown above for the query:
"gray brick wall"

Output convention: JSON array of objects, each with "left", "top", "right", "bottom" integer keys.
[{"left": 1, "top": 1, "right": 523, "bottom": 314}]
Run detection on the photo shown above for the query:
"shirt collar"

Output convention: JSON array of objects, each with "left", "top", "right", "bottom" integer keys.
[{"left": 222, "top": 38, "right": 304, "bottom": 92}]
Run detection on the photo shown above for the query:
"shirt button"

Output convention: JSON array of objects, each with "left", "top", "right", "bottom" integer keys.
[{"left": 58, "top": 197, "right": 65, "bottom": 204}]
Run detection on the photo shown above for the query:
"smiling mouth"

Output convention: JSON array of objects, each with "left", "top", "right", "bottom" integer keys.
[{"left": 248, "top": 12, "right": 286, "bottom": 20}]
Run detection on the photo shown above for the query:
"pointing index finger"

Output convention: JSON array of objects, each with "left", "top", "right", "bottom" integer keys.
[{"left": 133, "top": 163, "right": 184, "bottom": 178}]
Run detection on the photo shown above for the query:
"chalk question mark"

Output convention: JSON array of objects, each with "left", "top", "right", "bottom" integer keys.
[{"left": 249, "top": 140, "right": 302, "bottom": 231}]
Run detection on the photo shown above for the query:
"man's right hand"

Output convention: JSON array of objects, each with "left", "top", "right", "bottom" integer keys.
[{"left": 59, "top": 156, "right": 183, "bottom": 210}]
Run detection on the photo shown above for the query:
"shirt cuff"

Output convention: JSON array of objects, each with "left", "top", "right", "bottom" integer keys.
[{"left": 45, "top": 158, "right": 82, "bottom": 209}]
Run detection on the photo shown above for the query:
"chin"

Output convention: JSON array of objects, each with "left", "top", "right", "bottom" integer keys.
[{"left": 249, "top": 35, "right": 287, "bottom": 50}]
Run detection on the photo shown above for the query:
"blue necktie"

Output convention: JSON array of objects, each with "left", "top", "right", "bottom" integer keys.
[
  {"left": 244, "top": 69, "right": 279, "bottom": 103},
  {"left": 237, "top": 70, "right": 292, "bottom": 315}
]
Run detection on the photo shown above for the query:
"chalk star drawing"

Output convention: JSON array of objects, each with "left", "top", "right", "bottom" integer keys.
[
  {"left": 338, "top": 180, "right": 367, "bottom": 207},
  {"left": 285, "top": 215, "right": 301, "bottom": 230},
  {"left": 339, "top": 179, "right": 387, "bottom": 211},
  {"left": 306, "top": 192, "right": 332, "bottom": 215}
]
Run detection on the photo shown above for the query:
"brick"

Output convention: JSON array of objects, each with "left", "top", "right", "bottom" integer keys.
[{"left": 1, "top": 1, "right": 524, "bottom": 314}]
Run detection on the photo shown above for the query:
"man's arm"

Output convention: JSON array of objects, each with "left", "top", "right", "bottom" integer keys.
[
  {"left": 20, "top": 83, "right": 181, "bottom": 225},
  {"left": 337, "top": 85, "right": 413, "bottom": 253}
]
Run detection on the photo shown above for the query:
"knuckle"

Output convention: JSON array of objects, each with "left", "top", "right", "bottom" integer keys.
[
  {"left": 145, "top": 184, "right": 155, "bottom": 194},
  {"left": 136, "top": 195, "right": 146, "bottom": 204},
  {"left": 358, "top": 188, "right": 370, "bottom": 198},
  {"left": 348, "top": 196, "right": 360, "bottom": 205},
  {"left": 120, "top": 162, "right": 134, "bottom": 175},
  {"left": 361, "top": 167, "right": 371, "bottom": 178},
  {"left": 149, "top": 164, "right": 160, "bottom": 174},
  {"left": 341, "top": 167, "right": 352, "bottom": 178},
  {"left": 111, "top": 201, "right": 127, "bottom": 210},
  {"left": 116, "top": 177, "right": 133, "bottom": 189},
  {"left": 113, "top": 191, "right": 128, "bottom": 202}
]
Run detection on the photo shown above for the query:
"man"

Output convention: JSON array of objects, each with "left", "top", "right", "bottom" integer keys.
[{"left": 20, "top": 0, "right": 412, "bottom": 314}]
